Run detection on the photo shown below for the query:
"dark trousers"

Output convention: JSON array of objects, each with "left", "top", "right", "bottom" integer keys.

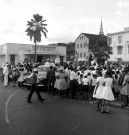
[
  {"left": 8, "top": 75, "right": 10, "bottom": 84},
  {"left": 82, "top": 85, "right": 89, "bottom": 101},
  {"left": 89, "top": 86, "right": 95, "bottom": 101},
  {"left": 28, "top": 84, "right": 43, "bottom": 101},
  {"left": 48, "top": 79, "right": 55, "bottom": 95},
  {"left": 75, "top": 84, "right": 83, "bottom": 99},
  {"left": 70, "top": 80, "right": 77, "bottom": 99},
  {"left": 97, "top": 99, "right": 102, "bottom": 110},
  {"left": 122, "top": 95, "right": 128, "bottom": 106}
]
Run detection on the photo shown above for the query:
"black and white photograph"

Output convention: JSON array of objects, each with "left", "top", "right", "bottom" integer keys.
[{"left": 0, "top": 0, "right": 129, "bottom": 135}]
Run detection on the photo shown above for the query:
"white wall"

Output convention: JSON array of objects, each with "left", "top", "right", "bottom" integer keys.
[
  {"left": 56, "top": 46, "right": 66, "bottom": 61},
  {"left": 108, "top": 31, "right": 129, "bottom": 62},
  {"left": 0, "top": 43, "right": 66, "bottom": 67},
  {"left": 75, "top": 33, "right": 89, "bottom": 61}
]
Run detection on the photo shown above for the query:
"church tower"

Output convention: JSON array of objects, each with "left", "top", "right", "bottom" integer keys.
[{"left": 99, "top": 18, "right": 104, "bottom": 35}]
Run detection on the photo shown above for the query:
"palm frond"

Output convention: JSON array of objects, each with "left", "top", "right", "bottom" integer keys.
[
  {"left": 41, "top": 23, "right": 47, "bottom": 26},
  {"left": 27, "top": 21, "right": 33, "bottom": 27},
  {"left": 31, "top": 19, "right": 36, "bottom": 23},
  {"left": 42, "top": 31, "right": 47, "bottom": 38},
  {"left": 41, "top": 20, "right": 47, "bottom": 23},
  {"left": 43, "top": 27, "right": 48, "bottom": 32},
  {"left": 33, "top": 14, "right": 42, "bottom": 22}
]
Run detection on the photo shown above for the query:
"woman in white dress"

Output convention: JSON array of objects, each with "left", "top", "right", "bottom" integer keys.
[
  {"left": 101, "top": 71, "right": 115, "bottom": 113},
  {"left": 93, "top": 71, "right": 104, "bottom": 111},
  {"left": 56, "top": 68, "right": 67, "bottom": 97}
]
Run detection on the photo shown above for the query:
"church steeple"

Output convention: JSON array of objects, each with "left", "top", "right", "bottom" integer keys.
[{"left": 99, "top": 18, "right": 104, "bottom": 35}]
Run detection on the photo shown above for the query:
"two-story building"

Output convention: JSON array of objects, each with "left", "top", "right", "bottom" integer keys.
[
  {"left": 108, "top": 27, "right": 129, "bottom": 63},
  {"left": 0, "top": 43, "right": 66, "bottom": 68},
  {"left": 75, "top": 33, "right": 106, "bottom": 64}
]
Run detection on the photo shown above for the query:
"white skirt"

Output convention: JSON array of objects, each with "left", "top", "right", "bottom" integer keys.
[
  {"left": 93, "top": 85, "right": 104, "bottom": 99},
  {"left": 101, "top": 86, "right": 115, "bottom": 101}
]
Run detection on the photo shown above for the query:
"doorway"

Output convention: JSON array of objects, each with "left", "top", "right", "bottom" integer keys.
[{"left": 10, "top": 55, "right": 15, "bottom": 65}]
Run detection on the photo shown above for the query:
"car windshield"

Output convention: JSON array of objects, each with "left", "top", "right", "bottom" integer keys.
[{"left": 38, "top": 66, "right": 50, "bottom": 72}]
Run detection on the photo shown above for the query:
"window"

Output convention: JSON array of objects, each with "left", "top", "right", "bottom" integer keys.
[
  {"left": 110, "top": 47, "right": 113, "bottom": 54},
  {"left": 10, "top": 55, "right": 15, "bottom": 65},
  {"left": 84, "top": 53, "right": 86, "bottom": 57},
  {"left": 107, "top": 37, "right": 112, "bottom": 44},
  {"left": 117, "top": 46, "right": 123, "bottom": 54},
  {"left": 84, "top": 43, "right": 86, "bottom": 47},
  {"left": 77, "top": 44, "right": 79, "bottom": 48},
  {"left": 117, "top": 58, "right": 122, "bottom": 64},
  {"left": 82, "top": 36, "right": 83, "bottom": 39},
  {"left": 80, "top": 53, "right": 82, "bottom": 57},
  {"left": 128, "top": 45, "right": 129, "bottom": 54},
  {"left": 118, "top": 36, "right": 122, "bottom": 43}
]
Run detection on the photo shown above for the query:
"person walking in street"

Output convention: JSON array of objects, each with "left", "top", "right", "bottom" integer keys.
[
  {"left": 46, "top": 66, "right": 55, "bottom": 95},
  {"left": 101, "top": 71, "right": 115, "bottom": 113},
  {"left": 120, "top": 69, "right": 129, "bottom": 107},
  {"left": 27, "top": 69, "right": 45, "bottom": 103},
  {"left": 3, "top": 64, "right": 9, "bottom": 87}
]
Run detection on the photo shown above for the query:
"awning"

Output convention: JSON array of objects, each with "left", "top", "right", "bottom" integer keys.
[{"left": 23, "top": 52, "right": 63, "bottom": 55}]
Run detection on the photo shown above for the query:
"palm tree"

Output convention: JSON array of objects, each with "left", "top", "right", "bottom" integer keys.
[
  {"left": 25, "top": 14, "right": 48, "bottom": 62},
  {"left": 92, "top": 37, "right": 112, "bottom": 65}
]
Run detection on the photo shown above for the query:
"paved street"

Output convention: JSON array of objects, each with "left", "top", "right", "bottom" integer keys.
[{"left": 0, "top": 84, "right": 129, "bottom": 135}]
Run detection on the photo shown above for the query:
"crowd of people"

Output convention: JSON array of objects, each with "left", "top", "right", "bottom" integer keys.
[
  {"left": 0, "top": 62, "right": 33, "bottom": 87},
  {"left": 46, "top": 62, "right": 129, "bottom": 113},
  {"left": 0, "top": 61, "right": 129, "bottom": 114}
]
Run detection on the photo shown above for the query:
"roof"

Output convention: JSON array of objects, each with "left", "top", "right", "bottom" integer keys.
[
  {"left": 107, "top": 30, "right": 129, "bottom": 36},
  {"left": 80, "top": 33, "right": 107, "bottom": 49}
]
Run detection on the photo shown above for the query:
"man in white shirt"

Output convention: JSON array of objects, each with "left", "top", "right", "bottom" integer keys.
[
  {"left": 3, "top": 64, "right": 9, "bottom": 87},
  {"left": 82, "top": 75, "right": 89, "bottom": 103},
  {"left": 70, "top": 68, "right": 77, "bottom": 99}
]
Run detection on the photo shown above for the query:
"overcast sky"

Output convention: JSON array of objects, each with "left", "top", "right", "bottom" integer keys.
[{"left": 0, "top": 0, "right": 129, "bottom": 45}]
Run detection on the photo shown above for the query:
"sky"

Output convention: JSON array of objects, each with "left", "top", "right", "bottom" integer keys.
[{"left": 0, "top": 0, "right": 129, "bottom": 45}]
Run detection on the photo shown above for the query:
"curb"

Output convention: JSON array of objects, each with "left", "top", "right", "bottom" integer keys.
[{"left": 110, "top": 101, "right": 129, "bottom": 111}]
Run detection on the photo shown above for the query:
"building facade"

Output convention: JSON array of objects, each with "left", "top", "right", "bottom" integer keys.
[
  {"left": 75, "top": 33, "right": 89, "bottom": 62},
  {"left": 75, "top": 33, "right": 106, "bottom": 64},
  {"left": 108, "top": 27, "right": 129, "bottom": 63},
  {"left": 0, "top": 43, "right": 66, "bottom": 68}
]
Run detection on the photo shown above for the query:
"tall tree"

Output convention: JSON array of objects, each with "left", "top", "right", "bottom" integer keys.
[
  {"left": 25, "top": 14, "right": 48, "bottom": 62},
  {"left": 92, "top": 37, "right": 112, "bottom": 65}
]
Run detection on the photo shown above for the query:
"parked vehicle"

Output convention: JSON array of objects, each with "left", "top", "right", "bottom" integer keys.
[{"left": 24, "top": 65, "right": 50, "bottom": 87}]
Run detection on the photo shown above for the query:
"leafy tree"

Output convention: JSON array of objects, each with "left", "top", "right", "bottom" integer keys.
[
  {"left": 91, "top": 37, "right": 112, "bottom": 65},
  {"left": 25, "top": 14, "right": 48, "bottom": 62}
]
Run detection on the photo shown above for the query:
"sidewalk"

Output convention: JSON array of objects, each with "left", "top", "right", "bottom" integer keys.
[{"left": 110, "top": 99, "right": 129, "bottom": 111}]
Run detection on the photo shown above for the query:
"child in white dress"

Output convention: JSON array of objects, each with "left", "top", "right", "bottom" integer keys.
[
  {"left": 101, "top": 71, "right": 115, "bottom": 113},
  {"left": 93, "top": 71, "right": 104, "bottom": 111}
]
